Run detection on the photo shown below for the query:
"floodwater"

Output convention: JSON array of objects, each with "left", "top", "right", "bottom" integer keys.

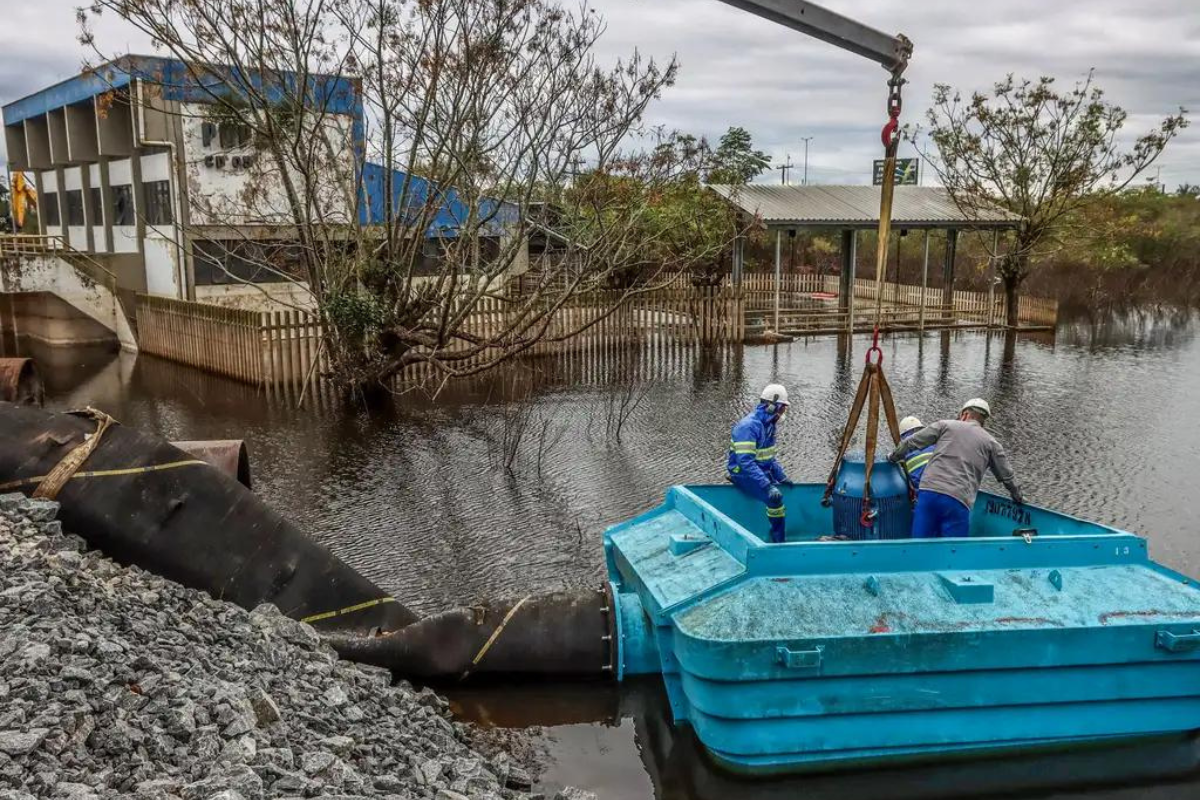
[{"left": 10, "top": 308, "right": 1200, "bottom": 799}]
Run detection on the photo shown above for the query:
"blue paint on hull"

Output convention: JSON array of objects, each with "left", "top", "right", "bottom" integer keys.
[{"left": 605, "top": 483, "right": 1200, "bottom": 774}]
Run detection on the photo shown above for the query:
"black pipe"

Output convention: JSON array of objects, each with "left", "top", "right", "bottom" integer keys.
[
  {"left": 326, "top": 588, "right": 616, "bottom": 681},
  {"left": 0, "top": 402, "right": 417, "bottom": 635}
]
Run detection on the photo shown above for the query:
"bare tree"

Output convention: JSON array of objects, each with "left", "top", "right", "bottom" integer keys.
[
  {"left": 915, "top": 72, "right": 1187, "bottom": 326},
  {"left": 81, "top": 0, "right": 734, "bottom": 399}
]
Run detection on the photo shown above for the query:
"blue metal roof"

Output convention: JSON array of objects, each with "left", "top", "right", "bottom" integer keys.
[
  {"left": 358, "top": 161, "right": 519, "bottom": 237},
  {"left": 3, "top": 55, "right": 360, "bottom": 126}
]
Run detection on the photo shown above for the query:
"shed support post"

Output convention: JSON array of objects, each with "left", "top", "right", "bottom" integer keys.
[
  {"left": 840, "top": 229, "right": 856, "bottom": 333},
  {"left": 942, "top": 228, "right": 958, "bottom": 323},
  {"left": 733, "top": 231, "right": 745, "bottom": 288},
  {"left": 919, "top": 229, "right": 930, "bottom": 331},
  {"left": 773, "top": 230, "right": 781, "bottom": 333},
  {"left": 988, "top": 229, "right": 1000, "bottom": 328}
]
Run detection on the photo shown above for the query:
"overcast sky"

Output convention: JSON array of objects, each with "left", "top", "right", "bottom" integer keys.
[{"left": 3, "top": 0, "right": 1199, "bottom": 188}]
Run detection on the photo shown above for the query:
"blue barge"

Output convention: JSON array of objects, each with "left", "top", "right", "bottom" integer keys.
[{"left": 604, "top": 479, "right": 1200, "bottom": 774}]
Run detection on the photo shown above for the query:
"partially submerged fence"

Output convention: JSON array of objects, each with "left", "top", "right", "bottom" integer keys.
[
  {"left": 737, "top": 274, "right": 1057, "bottom": 333},
  {"left": 136, "top": 286, "right": 744, "bottom": 389},
  {"left": 136, "top": 277, "right": 1053, "bottom": 388}
]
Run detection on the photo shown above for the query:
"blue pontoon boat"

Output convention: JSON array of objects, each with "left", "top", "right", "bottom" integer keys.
[{"left": 604, "top": 464, "right": 1200, "bottom": 775}]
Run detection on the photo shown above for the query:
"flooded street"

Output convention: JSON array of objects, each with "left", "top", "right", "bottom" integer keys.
[{"left": 13, "top": 309, "right": 1200, "bottom": 799}]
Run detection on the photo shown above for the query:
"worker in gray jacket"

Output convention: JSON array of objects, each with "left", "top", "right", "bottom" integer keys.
[{"left": 889, "top": 398, "right": 1023, "bottom": 538}]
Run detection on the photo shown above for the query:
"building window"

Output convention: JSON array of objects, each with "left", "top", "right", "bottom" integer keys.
[
  {"left": 111, "top": 185, "right": 134, "bottom": 226},
  {"left": 219, "top": 122, "right": 252, "bottom": 149},
  {"left": 42, "top": 192, "right": 60, "bottom": 226},
  {"left": 193, "top": 240, "right": 302, "bottom": 285},
  {"left": 144, "top": 180, "right": 173, "bottom": 226},
  {"left": 66, "top": 190, "right": 85, "bottom": 226},
  {"left": 90, "top": 187, "right": 103, "bottom": 224}
]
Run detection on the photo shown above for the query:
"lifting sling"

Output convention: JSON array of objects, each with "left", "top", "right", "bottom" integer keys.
[{"left": 822, "top": 77, "right": 910, "bottom": 525}]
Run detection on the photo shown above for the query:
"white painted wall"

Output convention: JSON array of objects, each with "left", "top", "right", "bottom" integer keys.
[
  {"left": 140, "top": 152, "right": 171, "bottom": 183},
  {"left": 88, "top": 162, "right": 108, "bottom": 252},
  {"left": 180, "top": 103, "right": 356, "bottom": 226},
  {"left": 144, "top": 238, "right": 179, "bottom": 297},
  {"left": 139, "top": 151, "right": 183, "bottom": 297},
  {"left": 63, "top": 167, "right": 87, "bottom": 251},
  {"left": 108, "top": 158, "right": 138, "bottom": 253}
]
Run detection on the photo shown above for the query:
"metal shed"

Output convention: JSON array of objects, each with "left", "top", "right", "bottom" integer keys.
[{"left": 708, "top": 184, "right": 1024, "bottom": 333}]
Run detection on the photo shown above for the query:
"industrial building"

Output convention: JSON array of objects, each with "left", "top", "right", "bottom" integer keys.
[{"left": 1, "top": 55, "right": 523, "bottom": 349}]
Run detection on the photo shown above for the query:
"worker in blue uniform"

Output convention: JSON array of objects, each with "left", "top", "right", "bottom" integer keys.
[
  {"left": 898, "top": 415, "right": 934, "bottom": 489},
  {"left": 727, "top": 384, "right": 792, "bottom": 543}
]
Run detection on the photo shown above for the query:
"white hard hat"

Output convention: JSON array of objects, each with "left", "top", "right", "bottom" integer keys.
[
  {"left": 899, "top": 416, "right": 923, "bottom": 435},
  {"left": 760, "top": 383, "right": 789, "bottom": 406},
  {"left": 961, "top": 398, "right": 991, "bottom": 418}
]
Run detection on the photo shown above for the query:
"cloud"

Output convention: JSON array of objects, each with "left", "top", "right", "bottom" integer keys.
[{"left": 2, "top": 0, "right": 1197, "bottom": 187}]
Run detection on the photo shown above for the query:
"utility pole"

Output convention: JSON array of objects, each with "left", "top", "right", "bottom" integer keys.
[
  {"left": 800, "top": 136, "right": 813, "bottom": 185},
  {"left": 777, "top": 154, "right": 794, "bottom": 185}
]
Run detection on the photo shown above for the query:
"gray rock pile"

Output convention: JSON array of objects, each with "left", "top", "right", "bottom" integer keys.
[{"left": 0, "top": 493, "right": 536, "bottom": 800}]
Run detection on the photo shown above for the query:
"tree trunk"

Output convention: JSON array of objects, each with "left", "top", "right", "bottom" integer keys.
[
  {"left": 1002, "top": 250, "right": 1030, "bottom": 328},
  {"left": 1004, "top": 273, "right": 1020, "bottom": 328}
]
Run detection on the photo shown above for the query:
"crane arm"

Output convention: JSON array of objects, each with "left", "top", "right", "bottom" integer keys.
[{"left": 716, "top": 0, "right": 912, "bottom": 77}]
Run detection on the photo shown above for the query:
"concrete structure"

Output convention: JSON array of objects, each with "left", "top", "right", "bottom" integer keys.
[{"left": 2, "top": 55, "right": 524, "bottom": 347}]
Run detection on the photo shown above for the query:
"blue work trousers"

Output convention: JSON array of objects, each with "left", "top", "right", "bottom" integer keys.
[
  {"left": 729, "top": 474, "right": 786, "bottom": 543},
  {"left": 912, "top": 489, "right": 970, "bottom": 539}
]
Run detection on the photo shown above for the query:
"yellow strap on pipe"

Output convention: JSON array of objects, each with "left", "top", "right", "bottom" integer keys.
[
  {"left": 300, "top": 596, "right": 397, "bottom": 624},
  {"left": 0, "top": 459, "right": 210, "bottom": 492},
  {"left": 462, "top": 595, "right": 531, "bottom": 680}
]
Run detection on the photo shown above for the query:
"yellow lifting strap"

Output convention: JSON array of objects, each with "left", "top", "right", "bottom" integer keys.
[{"left": 822, "top": 77, "right": 909, "bottom": 518}]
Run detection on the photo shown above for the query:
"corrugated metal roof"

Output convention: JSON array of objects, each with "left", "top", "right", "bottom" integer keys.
[{"left": 707, "top": 185, "right": 1022, "bottom": 229}]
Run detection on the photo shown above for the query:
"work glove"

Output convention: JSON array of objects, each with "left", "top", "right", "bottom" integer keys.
[
  {"left": 778, "top": 479, "right": 796, "bottom": 488},
  {"left": 768, "top": 486, "right": 783, "bottom": 504},
  {"left": 1009, "top": 485, "right": 1025, "bottom": 506},
  {"left": 887, "top": 451, "right": 902, "bottom": 465}
]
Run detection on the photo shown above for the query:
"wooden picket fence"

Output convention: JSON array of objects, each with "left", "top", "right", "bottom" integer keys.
[
  {"left": 135, "top": 286, "right": 745, "bottom": 389},
  {"left": 135, "top": 275, "right": 1053, "bottom": 389},
  {"left": 136, "top": 295, "right": 265, "bottom": 383}
]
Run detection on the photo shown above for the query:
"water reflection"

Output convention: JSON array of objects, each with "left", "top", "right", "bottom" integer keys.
[
  {"left": 448, "top": 678, "right": 1200, "bottom": 800},
  {"left": 9, "top": 311, "right": 1200, "bottom": 799}
]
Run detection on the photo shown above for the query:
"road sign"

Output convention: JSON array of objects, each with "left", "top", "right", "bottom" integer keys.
[{"left": 873, "top": 158, "right": 919, "bottom": 186}]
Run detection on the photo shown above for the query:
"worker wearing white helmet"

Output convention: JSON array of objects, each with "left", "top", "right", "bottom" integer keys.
[
  {"left": 889, "top": 398, "right": 1023, "bottom": 538},
  {"left": 727, "top": 383, "right": 793, "bottom": 543},
  {"left": 897, "top": 415, "right": 935, "bottom": 489}
]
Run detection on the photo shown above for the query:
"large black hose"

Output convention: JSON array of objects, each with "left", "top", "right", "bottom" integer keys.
[
  {"left": 0, "top": 402, "right": 417, "bottom": 635},
  {"left": 327, "top": 588, "right": 616, "bottom": 681}
]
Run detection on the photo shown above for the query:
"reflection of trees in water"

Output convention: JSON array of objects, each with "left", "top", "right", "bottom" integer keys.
[{"left": 1058, "top": 307, "right": 1196, "bottom": 353}]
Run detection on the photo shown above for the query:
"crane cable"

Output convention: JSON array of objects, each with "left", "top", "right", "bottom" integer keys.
[{"left": 822, "top": 76, "right": 909, "bottom": 524}]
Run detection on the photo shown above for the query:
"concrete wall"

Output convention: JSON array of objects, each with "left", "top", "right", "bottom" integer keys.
[
  {"left": 0, "top": 254, "right": 136, "bottom": 350},
  {"left": 0, "top": 291, "right": 117, "bottom": 347},
  {"left": 5, "top": 124, "right": 28, "bottom": 170},
  {"left": 195, "top": 281, "right": 315, "bottom": 311},
  {"left": 181, "top": 103, "right": 356, "bottom": 226},
  {"left": 65, "top": 101, "right": 99, "bottom": 162},
  {"left": 47, "top": 108, "right": 69, "bottom": 166},
  {"left": 24, "top": 116, "right": 51, "bottom": 169},
  {"left": 96, "top": 90, "right": 134, "bottom": 158}
]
